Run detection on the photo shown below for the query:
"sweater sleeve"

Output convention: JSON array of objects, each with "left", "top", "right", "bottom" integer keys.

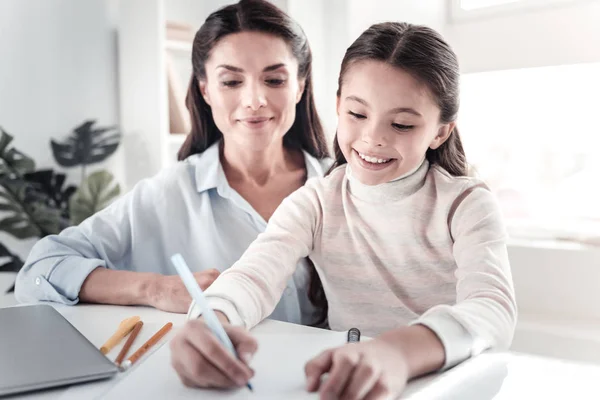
[
  {"left": 204, "top": 180, "right": 323, "bottom": 329},
  {"left": 413, "top": 184, "right": 517, "bottom": 369}
]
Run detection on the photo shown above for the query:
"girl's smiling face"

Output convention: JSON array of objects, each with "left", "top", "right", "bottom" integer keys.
[{"left": 336, "top": 60, "right": 455, "bottom": 185}]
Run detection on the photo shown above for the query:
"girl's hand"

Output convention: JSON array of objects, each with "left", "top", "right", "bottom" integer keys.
[
  {"left": 170, "top": 318, "right": 257, "bottom": 388},
  {"left": 304, "top": 337, "right": 409, "bottom": 400}
]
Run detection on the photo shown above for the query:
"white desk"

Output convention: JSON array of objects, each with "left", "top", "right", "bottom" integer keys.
[{"left": 3, "top": 297, "right": 600, "bottom": 399}]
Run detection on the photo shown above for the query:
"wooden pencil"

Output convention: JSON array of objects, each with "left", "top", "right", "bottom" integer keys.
[
  {"left": 121, "top": 322, "right": 173, "bottom": 370},
  {"left": 100, "top": 316, "right": 140, "bottom": 355},
  {"left": 114, "top": 320, "right": 143, "bottom": 367}
]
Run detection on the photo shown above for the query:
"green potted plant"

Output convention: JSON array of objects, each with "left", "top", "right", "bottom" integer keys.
[{"left": 0, "top": 121, "right": 122, "bottom": 291}]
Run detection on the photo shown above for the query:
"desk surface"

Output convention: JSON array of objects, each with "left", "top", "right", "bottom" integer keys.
[{"left": 2, "top": 298, "right": 600, "bottom": 399}]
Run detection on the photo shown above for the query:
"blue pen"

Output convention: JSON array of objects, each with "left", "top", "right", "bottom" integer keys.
[{"left": 170, "top": 253, "right": 253, "bottom": 391}]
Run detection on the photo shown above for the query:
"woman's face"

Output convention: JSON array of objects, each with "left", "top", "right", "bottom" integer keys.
[{"left": 200, "top": 31, "right": 305, "bottom": 152}]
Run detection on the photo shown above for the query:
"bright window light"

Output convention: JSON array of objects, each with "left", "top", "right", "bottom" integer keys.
[
  {"left": 458, "top": 62, "right": 600, "bottom": 242},
  {"left": 460, "top": 0, "right": 521, "bottom": 10}
]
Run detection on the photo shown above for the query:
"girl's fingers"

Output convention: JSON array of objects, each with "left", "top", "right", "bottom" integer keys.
[
  {"left": 340, "top": 356, "right": 381, "bottom": 400},
  {"left": 319, "top": 350, "right": 360, "bottom": 398},
  {"left": 171, "top": 338, "right": 238, "bottom": 388},
  {"left": 305, "top": 349, "right": 334, "bottom": 392},
  {"left": 183, "top": 320, "right": 254, "bottom": 386}
]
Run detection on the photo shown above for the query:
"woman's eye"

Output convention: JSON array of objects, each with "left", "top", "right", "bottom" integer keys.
[
  {"left": 266, "top": 79, "right": 285, "bottom": 86},
  {"left": 348, "top": 111, "right": 366, "bottom": 119},
  {"left": 392, "top": 123, "right": 414, "bottom": 131},
  {"left": 221, "top": 80, "right": 242, "bottom": 87}
]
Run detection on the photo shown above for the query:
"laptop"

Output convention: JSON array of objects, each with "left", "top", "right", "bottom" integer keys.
[{"left": 0, "top": 304, "right": 118, "bottom": 396}]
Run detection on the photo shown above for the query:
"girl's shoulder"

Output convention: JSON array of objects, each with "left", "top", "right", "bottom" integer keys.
[
  {"left": 428, "top": 164, "right": 502, "bottom": 216},
  {"left": 429, "top": 164, "right": 488, "bottom": 190},
  {"left": 295, "top": 164, "right": 346, "bottom": 203},
  {"left": 427, "top": 164, "right": 494, "bottom": 204},
  {"left": 307, "top": 163, "right": 346, "bottom": 188}
]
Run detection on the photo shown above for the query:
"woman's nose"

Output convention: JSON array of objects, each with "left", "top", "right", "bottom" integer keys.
[{"left": 242, "top": 82, "right": 267, "bottom": 110}]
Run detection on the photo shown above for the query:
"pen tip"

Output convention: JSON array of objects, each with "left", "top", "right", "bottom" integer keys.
[{"left": 247, "top": 383, "right": 253, "bottom": 392}]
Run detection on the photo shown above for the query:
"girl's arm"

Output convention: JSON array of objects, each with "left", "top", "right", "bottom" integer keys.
[
  {"left": 203, "top": 180, "right": 323, "bottom": 329},
  {"left": 413, "top": 184, "right": 517, "bottom": 369},
  {"left": 304, "top": 185, "right": 515, "bottom": 399}
]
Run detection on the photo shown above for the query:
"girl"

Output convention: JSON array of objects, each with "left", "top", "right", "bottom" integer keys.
[{"left": 170, "top": 22, "right": 516, "bottom": 400}]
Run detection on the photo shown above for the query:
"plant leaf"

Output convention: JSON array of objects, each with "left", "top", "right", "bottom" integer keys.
[
  {"left": 69, "top": 170, "right": 120, "bottom": 225},
  {"left": 0, "top": 176, "right": 62, "bottom": 239},
  {"left": 0, "top": 128, "right": 36, "bottom": 176},
  {"left": 51, "top": 120, "right": 121, "bottom": 168},
  {"left": 24, "top": 169, "right": 76, "bottom": 226},
  {"left": 0, "top": 242, "right": 24, "bottom": 276}
]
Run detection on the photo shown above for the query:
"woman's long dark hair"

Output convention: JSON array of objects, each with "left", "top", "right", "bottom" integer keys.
[
  {"left": 177, "top": 0, "right": 329, "bottom": 161},
  {"left": 177, "top": 0, "right": 329, "bottom": 326},
  {"left": 330, "top": 22, "right": 467, "bottom": 176}
]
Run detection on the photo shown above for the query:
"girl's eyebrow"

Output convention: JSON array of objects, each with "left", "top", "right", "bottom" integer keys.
[{"left": 346, "top": 95, "right": 422, "bottom": 117}]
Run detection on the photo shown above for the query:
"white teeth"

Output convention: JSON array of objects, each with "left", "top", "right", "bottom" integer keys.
[{"left": 357, "top": 152, "right": 390, "bottom": 164}]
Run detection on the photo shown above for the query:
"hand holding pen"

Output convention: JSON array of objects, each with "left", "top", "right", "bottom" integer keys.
[{"left": 169, "top": 254, "right": 257, "bottom": 390}]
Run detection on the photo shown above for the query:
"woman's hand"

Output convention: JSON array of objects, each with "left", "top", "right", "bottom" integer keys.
[
  {"left": 304, "top": 337, "right": 409, "bottom": 400},
  {"left": 170, "top": 318, "right": 257, "bottom": 388},
  {"left": 148, "top": 269, "right": 220, "bottom": 313}
]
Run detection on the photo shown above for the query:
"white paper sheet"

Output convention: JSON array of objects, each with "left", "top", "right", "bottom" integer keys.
[{"left": 103, "top": 329, "right": 349, "bottom": 399}]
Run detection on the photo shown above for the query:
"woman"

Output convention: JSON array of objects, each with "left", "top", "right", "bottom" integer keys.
[{"left": 15, "top": 0, "right": 330, "bottom": 326}]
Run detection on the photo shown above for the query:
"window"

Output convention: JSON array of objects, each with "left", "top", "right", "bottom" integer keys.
[
  {"left": 458, "top": 62, "right": 600, "bottom": 243},
  {"left": 459, "top": 0, "right": 521, "bottom": 10},
  {"left": 451, "top": 0, "right": 592, "bottom": 21}
]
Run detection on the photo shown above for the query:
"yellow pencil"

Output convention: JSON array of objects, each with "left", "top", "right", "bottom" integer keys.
[{"left": 100, "top": 316, "right": 140, "bottom": 355}]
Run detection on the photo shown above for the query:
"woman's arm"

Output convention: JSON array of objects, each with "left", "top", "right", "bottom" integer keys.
[
  {"left": 15, "top": 189, "right": 142, "bottom": 305},
  {"left": 78, "top": 267, "right": 219, "bottom": 312},
  {"left": 15, "top": 168, "right": 219, "bottom": 311}
]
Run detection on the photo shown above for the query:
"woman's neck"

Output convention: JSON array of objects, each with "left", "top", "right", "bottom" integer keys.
[{"left": 220, "top": 139, "right": 304, "bottom": 186}]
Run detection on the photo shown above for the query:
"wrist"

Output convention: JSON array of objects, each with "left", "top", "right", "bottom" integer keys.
[
  {"left": 379, "top": 325, "right": 445, "bottom": 379},
  {"left": 139, "top": 273, "right": 161, "bottom": 307}
]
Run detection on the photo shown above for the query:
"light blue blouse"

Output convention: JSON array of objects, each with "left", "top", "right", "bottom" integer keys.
[{"left": 15, "top": 141, "right": 329, "bottom": 325}]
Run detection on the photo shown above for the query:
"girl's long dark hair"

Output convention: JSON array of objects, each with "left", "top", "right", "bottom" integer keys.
[
  {"left": 177, "top": 0, "right": 329, "bottom": 326},
  {"left": 330, "top": 22, "right": 467, "bottom": 176}
]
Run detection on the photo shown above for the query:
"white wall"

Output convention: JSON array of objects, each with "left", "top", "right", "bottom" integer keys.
[
  {"left": 0, "top": 0, "right": 120, "bottom": 260},
  {"left": 445, "top": 0, "right": 600, "bottom": 73},
  {"left": 347, "top": 0, "right": 447, "bottom": 41},
  {"left": 0, "top": 0, "right": 120, "bottom": 179}
]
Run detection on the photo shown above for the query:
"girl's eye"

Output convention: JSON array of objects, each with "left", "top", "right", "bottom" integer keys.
[
  {"left": 348, "top": 111, "right": 366, "bottom": 119},
  {"left": 266, "top": 79, "right": 285, "bottom": 86},
  {"left": 221, "top": 80, "right": 242, "bottom": 87},
  {"left": 392, "top": 123, "right": 414, "bottom": 131}
]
